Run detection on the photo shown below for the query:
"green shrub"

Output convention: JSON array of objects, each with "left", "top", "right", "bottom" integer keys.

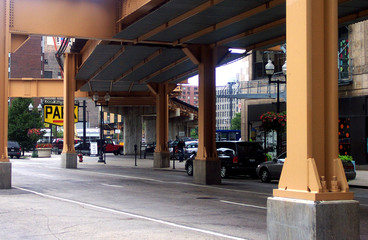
[
  {"left": 266, "top": 153, "right": 272, "bottom": 162},
  {"left": 339, "top": 155, "right": 353, "bottom": 162}
]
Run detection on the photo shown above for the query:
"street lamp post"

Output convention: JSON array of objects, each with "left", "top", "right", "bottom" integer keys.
[
  {"left": 28, "top": 103, "right": 42, "bottom": 156},
  {"left": 93, "top": 93, "right": 110, "bottom": 163},
  {"left": 265, "top": 59, "right": 287, "bottom": 156}
]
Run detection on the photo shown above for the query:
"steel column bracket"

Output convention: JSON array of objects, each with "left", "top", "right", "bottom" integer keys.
[
  {"left": 10, "top": 34, "right": 29, "bottom": 53},
  {"left": 274, "top": 157, "right": 353, "bottom": 201}
]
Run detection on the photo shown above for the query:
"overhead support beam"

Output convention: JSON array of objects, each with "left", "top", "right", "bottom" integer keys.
[
  {"left": 338, "top": 9, "right": 368, "bottom": 25},
  {"left": 135, "top": 0, "right": 225, "bottom": 43},
  {"left": 246, "top": 36, "right": 286, "bottom": 52},
  {"left": 10, "top": 34, "right": 29, "bottom": 53},
  {"left": 86, "top": 46, "right": 126, "bottom": 83},
  {"left": 114, "top": 49, "right": 163, "bottom": 83},
  {"left": 118, "top": 0, "right": 168, "bottom": 27},
  {"left": 10, "top": 0, "right": 117, "bottom": 40},
  {"left": 8, "top": 78, "right": 88, "bottom": 98},
  {"left": 138, "top": 56, "right": 189, "bottom": 83},
  {"left": 215, "top": 18, "right": 286, "bottom": 47},
  {"left": 173, "top": 0, "right": 285, "bottom": 45},
  {"left": 79, "top": 40, "right": 102, "bottom": 68}
]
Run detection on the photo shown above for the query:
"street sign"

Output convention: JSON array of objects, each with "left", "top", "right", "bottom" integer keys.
[
  {"left": 44, "top": 104, "right": 78, "bottom": 126},
  {"left": 90, "top": 142, "right": 98, "bottom": 155}
]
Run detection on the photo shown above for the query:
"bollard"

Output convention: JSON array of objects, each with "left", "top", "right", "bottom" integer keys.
[{"left": 134, "top": 144, "right": 137, "bottom": 166}]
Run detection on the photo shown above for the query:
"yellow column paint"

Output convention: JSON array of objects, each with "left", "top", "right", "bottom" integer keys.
[
  {"left": 0, "top": 1, "right": 10, "bottom": 162},
  {"left": 62, "top": 53, "right": 77, "bottom": 154},
  {"left": 274, "top": 0, "right": 352, "bottom": 201}
]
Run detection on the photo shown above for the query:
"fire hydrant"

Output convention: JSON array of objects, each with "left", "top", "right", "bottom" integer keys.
[{"left": 78, "top": 153, "right": 83, "bottom": 162}]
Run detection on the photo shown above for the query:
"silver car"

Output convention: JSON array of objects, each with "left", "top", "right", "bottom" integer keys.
[{"left": 256, "top": 152, "right": 356, "bottom": 183}]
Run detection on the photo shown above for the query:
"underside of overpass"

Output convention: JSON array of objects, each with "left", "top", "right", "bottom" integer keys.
[{"left": 2, "top": 0, "right": 368, "bottom": 238}]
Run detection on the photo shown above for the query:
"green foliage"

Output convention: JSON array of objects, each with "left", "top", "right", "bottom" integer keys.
[
  {"left": 266, "top": 153, "right": 272, "bottom": 161},
  {"left": 339, "top": 155, "right": 353, "bottom": 162},
  {"left": 8, "top": 98, "right": 43, "bottom": 151},
  {"left": 190, "top": 128, "right": 198, "bottom": 139},
  {"left": 231, "top": 112, "right": 241, "bottom": 130}
]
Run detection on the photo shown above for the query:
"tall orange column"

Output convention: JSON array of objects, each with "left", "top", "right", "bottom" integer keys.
[
  {"left": 61, "top": 53, "right": 77, "bottom": 168},
  {"left": 268, "top": 1, "right": 359, "bottom": 238},
  {"left": 0, "top": 1, "right": 11, "bottom": 188},
  {"left": 194, "top": 45, "right": 220, "bottom": 185},
  {"left": 153, "top": 83, "right": 170, "bottom": 168}
]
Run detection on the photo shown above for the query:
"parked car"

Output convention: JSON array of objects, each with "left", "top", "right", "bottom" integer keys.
[
  {"left": 75, "top": 142, "right": 91, "bottom": 156},
  {"left": 256, "top": 152, "right": 357, "bottom": 183},
  {"left": 96, "top": 138, "right": 124, "bottom": 155},
  {"left": 8, "top": 141, "right": 21, "bottom": 159},
  {"left": 52, "top": 138, "right": 80, "bottom": 154},
  {"left": 185, "top": 141, "right": 198, "bottom": 156},
  {"left": 185, "top": 141, "right": 267, "bottom": 178}
]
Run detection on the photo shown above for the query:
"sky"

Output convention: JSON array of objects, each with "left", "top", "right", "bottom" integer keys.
[{"left": 186, "top": 58, "right": 245, "bottom": 87}]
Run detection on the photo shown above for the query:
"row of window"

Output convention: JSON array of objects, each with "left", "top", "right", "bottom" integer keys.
[{"left": 182, "top": 86, "right": 198, "bottom": 91}]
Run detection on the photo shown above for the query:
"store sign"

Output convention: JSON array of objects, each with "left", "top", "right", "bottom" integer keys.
[{"left": 44, "top": 104, "right": 78, "bottom": 126}]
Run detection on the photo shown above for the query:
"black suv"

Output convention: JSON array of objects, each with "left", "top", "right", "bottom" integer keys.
[
  {"left": 8, "top": 141, "right": 21, "bottom": 159},
  {"left": 185, "top": 141, "right": 267, "bottom": 178}
]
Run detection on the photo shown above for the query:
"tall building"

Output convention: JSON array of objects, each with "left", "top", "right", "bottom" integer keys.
[
  {"left": 176, "top": 85, "right": 199, "bottom": 107},
  {"left": 216, "top": 81, "right": 241, "bottom": 130}
]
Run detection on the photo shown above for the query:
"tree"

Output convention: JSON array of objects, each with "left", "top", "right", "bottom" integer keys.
[
  {"left": 8, "top": 98, "right": 44, "bottom": 152},
  {"left": 190, "top": 128, "right": 198, "bottom": 139},
  {"left": 231, "top": 112, "right": 241, "bottom": 130}
]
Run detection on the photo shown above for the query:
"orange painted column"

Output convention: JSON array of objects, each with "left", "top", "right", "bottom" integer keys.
[
  {"left": 0, "top": 0, "right": 11, "bottom": 188},
  {"left": 61, "top": 53, "right": 77, "bottom": 168},
  {"left": 273, "top": 0, "right": 352, "bottom": 200},
  {"left": 194, "top": 45, "right": 220, "bottom": 185},
  {"left": 153, "top": 83, "right": 170, "bottom": 168}
]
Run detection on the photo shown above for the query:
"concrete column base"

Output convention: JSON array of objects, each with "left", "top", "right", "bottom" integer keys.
[
  {"left": 0, "top": 162, "right": 11, "bottom": 189},
  {"left": 193, "top": 159, "right": 221, "bottom": 185},
  {"left": 267, "top": 197, "right": 360, "bottom": 240},
  {"left": 61, "top": 152, "right": 78, "bottom": 169},
  {"left": 153, "top": 152, "right": 170, "bottom": 168}
]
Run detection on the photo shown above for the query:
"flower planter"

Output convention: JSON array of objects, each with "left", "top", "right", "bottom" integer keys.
[{"left": 37, "top": 148, "right": 52, "bottom": 158}]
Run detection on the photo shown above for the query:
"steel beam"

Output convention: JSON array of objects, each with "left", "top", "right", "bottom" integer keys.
[
  {"left": 273, "top": 0, "right": 353, "bottom": 201},
  {"left": 10, "top": 0, "right": 116, "bottom": 40},
  {"left": 8, "top": 78, "right": 88, "bottom": 98}
]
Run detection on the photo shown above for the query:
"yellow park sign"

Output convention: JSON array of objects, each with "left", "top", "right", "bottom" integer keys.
[{"left": 44, "top": 105, "right": 78, "bottom": 126}]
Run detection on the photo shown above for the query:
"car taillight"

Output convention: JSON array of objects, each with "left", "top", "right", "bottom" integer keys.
[{"left": 233, "top": 156, "right": 238, "bottom": 164}]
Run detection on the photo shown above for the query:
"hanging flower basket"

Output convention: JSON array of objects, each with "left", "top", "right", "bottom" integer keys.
[{"left": 260, "top": 111, "right": 286, "bottom": 132}]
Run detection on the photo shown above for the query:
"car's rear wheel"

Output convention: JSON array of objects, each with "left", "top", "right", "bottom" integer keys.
[
  {"left": 119, "top": 148, "right": 124, "bottom": 155},
  {"left": 187, "top": 163, "right": 193, "bottom": 176},
  {"left": 220, "top": 166, "right": 228, "bottom": 178},
  {"left": 260, "top": 169, "right": 271, "bottom": 183},
  {"left": 113, "top": 151, "right": 118, "bottom": 155}
]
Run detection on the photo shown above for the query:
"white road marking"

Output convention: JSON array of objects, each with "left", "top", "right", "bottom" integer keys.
[
  {"left": 101, "top": 183, "right": 124, "bottom": 188},
  {"left": 83, "top": 171, "right": 270, "bottom": 197},
  {"left": 220, "top": 200, "right": 267, "bottom": 210},
  {"left": 14, "top": 186, "right": 248, "bottom": 240}
]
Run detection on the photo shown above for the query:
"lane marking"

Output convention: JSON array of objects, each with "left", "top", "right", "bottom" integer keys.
[
  {"left": 101, "top": 183, "right": 124, "bottom": 188},
  {"left": 14, "top": 186, "right": 248, "bottom": 240},
  {"left": 79, "top": 170, "right": 271, "bottom": 197},
  {"left": 220, "top": 200, "right": 267, "bottom": 210}
]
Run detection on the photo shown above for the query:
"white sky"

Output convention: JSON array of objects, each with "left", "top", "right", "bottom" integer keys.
[{"left": 186, "top": 59, "right": 245, "bottom": 86}]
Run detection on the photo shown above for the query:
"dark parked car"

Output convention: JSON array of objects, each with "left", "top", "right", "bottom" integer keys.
[
  {"left": 185, "top": 141, "right": 267, "bottom": 178},
  {"left": 8, "top": 141, "right": 21, "bottom": 159},
  {"left": 75, "top": 142, "right": 91, "bottom": 156},
  {"left": 256, "top": 152, "right": 357, "bottom": 183}
]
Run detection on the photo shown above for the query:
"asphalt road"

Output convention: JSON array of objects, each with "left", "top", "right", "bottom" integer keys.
[{"left": 1, "top": 155, "right": 367, "bottom": 240}]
